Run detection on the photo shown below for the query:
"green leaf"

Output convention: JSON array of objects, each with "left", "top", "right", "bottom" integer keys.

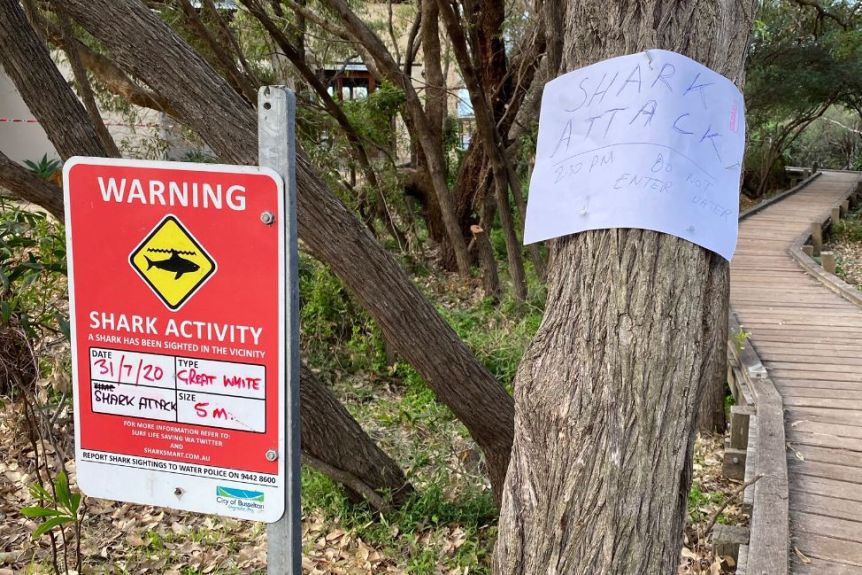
[
  {"left": 69, "top": 492, "right": 81, "bottom": 515},
  {"left": 31, "top": 516, "right": 72, "bottom": 539},
  {"left": 54, "top": 471, "right": 71, "bottom": 508},
  {"left": 29, "top": 483, "right": 52, "bottom": 501},
  {"left": 56, "top": 312, "right": 71, "bottom": 341},
  {"left": 20, "top": 506, "right": 62, "bottom": 518}
]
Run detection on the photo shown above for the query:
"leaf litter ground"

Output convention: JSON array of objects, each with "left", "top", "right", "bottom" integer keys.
[{"left": 1, "top": 273, "right": 748, "bottom": 574}]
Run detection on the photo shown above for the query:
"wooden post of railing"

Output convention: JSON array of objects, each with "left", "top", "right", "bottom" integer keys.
[
  {"left": 841, "top": 200, "right": 850, "bottom": 217},
  {"left": 831, "top": 206, "right": 841, "bottom": 226},
  {"left": 810, "top": 222, "right": 823, "bottom": 255},
  {"left": 822, "top": 251, "right": 836, "bottom": 274}
]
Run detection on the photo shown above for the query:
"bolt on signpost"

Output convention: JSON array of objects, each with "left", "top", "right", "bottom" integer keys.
[
  {"left": 62, "top": 87, "right": 300, "bottom": 572},
  {"left": 259, "top": 86, "right": 301, "bottom": 574}
]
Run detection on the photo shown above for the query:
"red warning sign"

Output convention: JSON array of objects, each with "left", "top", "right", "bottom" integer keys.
[{"left": 64, "top": 157, "right": 285, "bottom": 522}]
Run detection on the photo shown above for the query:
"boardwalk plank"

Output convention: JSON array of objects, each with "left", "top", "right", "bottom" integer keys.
[
  {"left": 788, "top": 460, "right": 862, "bottom": 484},
  {"left": 731, "top": 171, "right": 862, "bottom": 573},
  {"left": 791, "top": 533, "right": 862, "bottom": 567},
  {"left": 791, "top": 511, "right": 862, "bottom": 544}
]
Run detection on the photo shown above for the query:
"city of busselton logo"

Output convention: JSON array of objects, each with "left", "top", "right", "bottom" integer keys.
[{"left": 216, "top": 486, "right": 264, "bottom": 502}]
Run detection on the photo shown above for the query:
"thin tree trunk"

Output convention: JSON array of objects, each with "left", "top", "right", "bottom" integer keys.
[
  {"left": 493, "top": 1, "right": 756, "bottom": 572},
  {"left": 698, "top": 268, "right": 729, "bottom": 434},
  {"left": 475, "top": 180, "right": 501, "bottom": 301},
  {"left": 437, "top": 0, "right": 526, "bottom": 302},
  {"left": 54, "top": 0, "right": 515, "bottom": 501},
  {"left": 420, "top": 0, "right": 446, "bottom": 151},
  {"left": 503, "top": 155, "right": 546, "bottom": 280},
  {"left": 442, "top": 141, "right": 484, "bottom": 271},
  {"left": 318, "top": 0, "right": 473, "bottom": 277}
]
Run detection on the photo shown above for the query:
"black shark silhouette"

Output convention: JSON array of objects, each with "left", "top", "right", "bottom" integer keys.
[{"left": 144, "top": 249, "right": 200, "bottom": 279}]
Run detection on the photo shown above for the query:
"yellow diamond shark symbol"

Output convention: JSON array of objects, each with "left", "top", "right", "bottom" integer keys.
[{"left": 129, "top": 215, "right": 216, "bottom": 310}]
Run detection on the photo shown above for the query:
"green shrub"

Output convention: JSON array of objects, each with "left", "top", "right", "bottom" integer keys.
[{"left": 0, "top": 203, "right": 68, "bottom": 340}]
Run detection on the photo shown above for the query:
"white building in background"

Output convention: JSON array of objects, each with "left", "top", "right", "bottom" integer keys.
[
  {"left": 0, "top": 65, "right": 179, "bottom": 169},
  {"left": 0, "top": 70, "right": 57, "bottom": 164}
]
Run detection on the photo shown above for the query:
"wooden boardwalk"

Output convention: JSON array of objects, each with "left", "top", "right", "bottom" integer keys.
[{"left": 731, "top": 171, "right": 862, "bottom": 574}]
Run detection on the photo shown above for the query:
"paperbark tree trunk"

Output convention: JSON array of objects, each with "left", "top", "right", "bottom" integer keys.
[
  {"left": 493, "top": 1, "right": 755, "bottom": 572},
  {"left": 14, "top": 0, "right": 515, "bottom": 501}
]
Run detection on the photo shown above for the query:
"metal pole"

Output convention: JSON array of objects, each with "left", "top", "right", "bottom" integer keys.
[{"left": 259, "top": 86, "right": 301, "bottom": 574}]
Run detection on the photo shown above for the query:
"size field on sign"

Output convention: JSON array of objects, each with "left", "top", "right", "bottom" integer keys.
[{"left": 64, "top": 157, "right": 285, "bottom": 522}]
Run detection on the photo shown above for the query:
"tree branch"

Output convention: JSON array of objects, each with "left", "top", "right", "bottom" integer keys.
[
  {"left": 402, "top": 1, "right": 422, "bottom": 77},
  {"left": 176, "top": 0, "right": 258, "bottom": 103},
  {"left": 301, "top": 453, "right": 393, "bottom": 512},
  {"left": 52, "top": 1, "right": 121, "bottom": 156},
  {"left": 201, "top": 0, "right": 259, "bottom": 87},
  {"left": 0, "top": 152, "right": 64, "bottom": 220},
  {"left": 792, "top": 0, "right": 850, "bottom": 30},
  {"left": 0, "top": 0, "right": 106, "bottom": 159},
  {"left": 42, "top": 22, "right": 177, "bottom": 115}
]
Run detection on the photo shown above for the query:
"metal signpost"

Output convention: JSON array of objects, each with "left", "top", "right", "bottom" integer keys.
[
  {"left": 63, "top": 87, "right": 300, "bottom": 571},
  {"left": 259, "top": 86, "right": 301, "bottom": 574}
]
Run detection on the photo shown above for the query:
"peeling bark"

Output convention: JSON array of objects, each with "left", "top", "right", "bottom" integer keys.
[{"left": 493, "top": 1, "right": 755, "bottom": 572}]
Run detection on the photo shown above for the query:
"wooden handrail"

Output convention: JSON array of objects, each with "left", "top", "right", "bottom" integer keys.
[{"left": 721, "top": 170, "right": 826, "bottom": 574}]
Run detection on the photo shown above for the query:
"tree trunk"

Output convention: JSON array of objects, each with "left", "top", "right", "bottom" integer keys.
[
  {"left": 0, "top": 0, "right": 106, "bottom": 159},
  {"left": 698, "top": 271, "right": 729, "bottom": 434},
  {"left": 0, "top": 152, "right": 64, "bottom": 219},
  {"left": 420, "top": 0, "right": 446, "bottom": 152},
  {"left": 320, "top": 0, "right": 472, "bottom": 277},
  {"left": 475, "top": 179, "right": 501, "bottom": 301},
  {"left": 493, "top": 2, "right": 756, "bottom": 572},
  {"left": 441, "top": 142, "right": 484, "bottom": 271},
  {"left": 300, "top": 365, "right": 412, "bottom": 507},
  {"left": 55, "top": 0, "right": 516, "bottom": 501},
  {"left": 437, "top": 0, "right": 526, "bottom": 302}
]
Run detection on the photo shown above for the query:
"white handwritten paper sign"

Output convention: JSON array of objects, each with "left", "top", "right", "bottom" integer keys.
[{"left": 523, "top": 50, "right": 745, "bottom": 260}]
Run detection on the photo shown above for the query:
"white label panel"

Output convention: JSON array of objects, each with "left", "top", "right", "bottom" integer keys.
[
  {"left": 176, "top": 357, "right": 265, "bottom": 400},
  {"left": 90, "top": 347, "right": 176, "bottom": 389},
  {"left": 177, "top": 392, "right": 265, "bottom": 432},
  {"left": 92, "top": 382, "right": 177, "bottom": 421}
]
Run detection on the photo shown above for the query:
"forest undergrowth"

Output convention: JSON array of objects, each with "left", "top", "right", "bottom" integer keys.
[{"left": 0, "top": 201, "right": 747, "bottom": 574}]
